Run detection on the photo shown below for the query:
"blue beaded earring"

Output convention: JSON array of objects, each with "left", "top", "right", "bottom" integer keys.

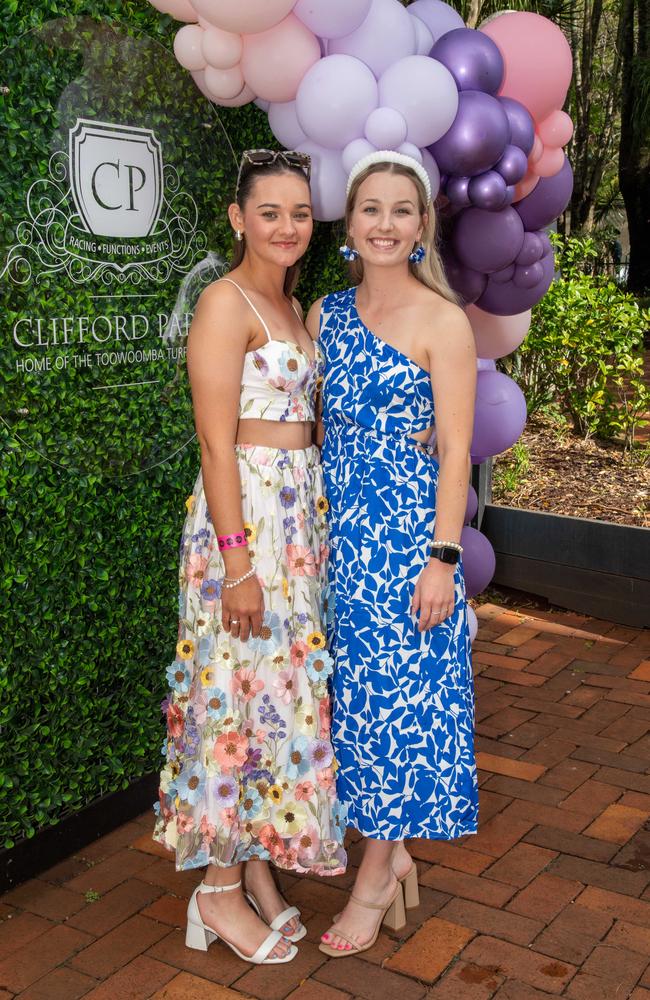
[
  {"left": 409, "top": 244, "right": 426, "bottom": 265},
  {"left": 339, "top": 242, "right": 360, "bottom": 262}
]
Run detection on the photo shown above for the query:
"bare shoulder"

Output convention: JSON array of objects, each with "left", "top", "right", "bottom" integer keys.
[
  {"left": 189, "top": 278, "right": 252, "bottom": 354},
  {"left": 414, "top": 287, "right": 474, "bottom": 360},
  {"left": 305, "top": 295, "right": 326, "bottom": 340}
]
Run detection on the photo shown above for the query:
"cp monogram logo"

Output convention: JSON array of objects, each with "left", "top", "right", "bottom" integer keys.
[{"left": 69, "top": 119, "right": 164, "bottom": 239}]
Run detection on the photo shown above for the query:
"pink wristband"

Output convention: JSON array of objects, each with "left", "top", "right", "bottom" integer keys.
[{"left": 217, "top": 532, "right": 248, "bottom": 551}]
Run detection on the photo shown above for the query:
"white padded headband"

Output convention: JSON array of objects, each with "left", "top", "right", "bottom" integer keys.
[{"left": 346, "top": 150, "right": 432, "bottom": 203}]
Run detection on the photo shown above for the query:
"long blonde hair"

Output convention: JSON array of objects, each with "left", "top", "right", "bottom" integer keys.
[{"left": 344, "top": 161, "right": 458, "bottom": 305}]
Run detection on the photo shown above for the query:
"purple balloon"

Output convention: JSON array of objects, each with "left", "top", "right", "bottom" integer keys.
[
  {"left": 408, "top": 0, "right": 465, "bottom": 44},
  {"left": 432, "top": 91, "right": 510, "bottom": 177},
  {"left": 477, "top": 250, "right": 555, "bottom": 315},
  {"left": 491, "top": 263, "right": 516, "bottom": 284},
  {"left": 442, "top": 248, "right": 488, "bottom": 305},
  {"left": 468, "top": 170, "right": 508, "bottom": 211},
  {"left": 495, "top": 144, "right": 528, "bottom": 185},
  {"left": 431, "top": 28, "right": 504, "bottom": 94},
  {"left": 452, "top": 205, "right": 525, "bottom": 274},
  {"left": 515, "top": 156, "right": 574, "bottom": 231},
  {"left": 538, "top": 232, "right": 553, "bottom": 257},
  {"left": 499, "top": 97, "right": 535, "bottom": 156},
  {"left": 516, "top": 232, "right": 544, "bottom": 266},
  {"left": 504, "top": 185, "right": 516, "bottom": 205},
  {"left": 471, "top": 370, "right": 527, "bottom": 459},
  {"left": 446, "top": 175, "right": 471, "bottom": 207},
  {"left": 461, "top": 526, "right": 496, "bottom": 598},
  {"left": 464, "top": 484, "right": 479, "bottom": 523},
  {"left": 513, "top": 261, "right": 544, "bottom": 289}
]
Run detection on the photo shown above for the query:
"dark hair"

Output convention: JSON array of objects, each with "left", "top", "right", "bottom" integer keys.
[{"left": 230, "top": 160, "right": 312, "bottom": 298}]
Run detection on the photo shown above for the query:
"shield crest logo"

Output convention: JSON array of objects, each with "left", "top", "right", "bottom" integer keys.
[{"left": 69, "top": 119, "right": 164, "bottom": 239}]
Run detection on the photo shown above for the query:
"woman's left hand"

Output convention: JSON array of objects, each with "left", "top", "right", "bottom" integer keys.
[{"left": 411, "top": 560, "right": 456, "bottom": 632}]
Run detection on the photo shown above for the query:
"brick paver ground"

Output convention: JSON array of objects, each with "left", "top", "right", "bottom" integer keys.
[{"left": 2, "top": 599, "right": 650, "bottom": 999}]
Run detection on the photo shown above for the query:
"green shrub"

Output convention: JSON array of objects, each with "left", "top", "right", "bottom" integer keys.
[
  {"left": 0, "top": 2, "right": 344, "bottom": 848},
  {"left": 509, "top": 234, "right": 650, "bottom": 448}
]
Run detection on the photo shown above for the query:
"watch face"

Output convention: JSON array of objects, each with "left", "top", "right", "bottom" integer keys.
[{"left": 431, "top": 546, "right": 460, "bottom": 565}]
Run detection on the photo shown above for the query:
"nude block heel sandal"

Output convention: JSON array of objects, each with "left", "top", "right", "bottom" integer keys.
[
  {"left": 185, "top": 880, "right": 297, "bottom": 964},
  {"left": 319, "top": 884, "right": 406, "bottom": 958},
  {"left": 399, "top": 863, "right": 420, "bottom": 909}
]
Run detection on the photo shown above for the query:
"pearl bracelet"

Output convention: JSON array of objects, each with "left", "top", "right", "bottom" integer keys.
[
  {"left": 222, "top": 567, "right": 256, "bottom": 590},
  {"left": 431, "top": 540, "right": 463, "bottom": 554}
]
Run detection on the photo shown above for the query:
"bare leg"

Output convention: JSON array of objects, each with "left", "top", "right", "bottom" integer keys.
[
  {"left": 321, "top": 838, "right": 397, "bottom": 952},
  {"left": 197, "top": 863, "right": 291, "bottom": 960},
  {"left": 243, "top": 859, "right": 301, "bottom": 937}
]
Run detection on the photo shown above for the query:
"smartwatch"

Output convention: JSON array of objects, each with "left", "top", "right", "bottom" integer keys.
[{"left": 429, "top": 545, "right": 461, "bottom": 565}]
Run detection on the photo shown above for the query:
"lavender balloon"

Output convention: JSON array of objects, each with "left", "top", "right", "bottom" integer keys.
[
  {"left": 477, "top": 250, "right": 555, "bottom": 315},
  {"left": 516, "top": 156, "right": 574, "bottom": 231},
  {"left": 499, "top": 97, "right": 535, "bottom": 156},
  {"left": 452, "top": 205, "right": 525, "bottom": 274},
  {"left": 442, "top": 248, "right": 488, "bottom": 305},
  {"left": 461, "top": 526, "right": 496, "bottom": 598},
  {"left": 293, "top": 0, "right": 372, "bottom": 40},
  {"left": 408, "top": 0, "right": 465, "bottom": 44},
  {"left": 495, "top": 145, "right": 528, "bottom": 185},
  {"left": 431, "top": 28, "right": 504, "bottom": 94},
  {"left": 432, "top": 91, "right": 510, "bottom": 177},
  {"left": 471, "top": 370, "right": 527, "bottom": 459},
  {"left": 329, "top": 0, "right": 416, "bottom": 78},
  {"left": 468, "top": 170, "right": 508, "bottom": 211}
]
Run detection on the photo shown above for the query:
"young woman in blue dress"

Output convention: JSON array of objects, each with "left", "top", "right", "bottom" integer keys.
[
  {"left": 155, "top": 151, "right": 346, "bottom": 965},
  {"left": 306, "top": 151, "right": 479, "bottom": 957}
]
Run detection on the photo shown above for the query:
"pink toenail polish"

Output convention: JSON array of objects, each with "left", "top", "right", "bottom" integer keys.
[{"left": 322, "top": 934, "right": 329, "bottom": 941}]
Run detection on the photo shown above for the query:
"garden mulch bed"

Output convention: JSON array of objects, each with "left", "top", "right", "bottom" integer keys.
[{"left": 492, "top": 418, "right": 649, "bottom": 528}]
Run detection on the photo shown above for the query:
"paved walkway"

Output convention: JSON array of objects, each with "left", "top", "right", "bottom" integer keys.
[{"left": 1, "top": 600, "right": 650, "bottom": 999}]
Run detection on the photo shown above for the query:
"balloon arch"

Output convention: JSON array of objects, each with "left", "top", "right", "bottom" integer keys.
[{"left": 151, "top": 0, "right": 575, "bottom": 619}]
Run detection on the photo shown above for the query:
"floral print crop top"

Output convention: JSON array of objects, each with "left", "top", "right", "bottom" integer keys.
[{"left": 221, "top": 279, "right": 323, "bottom": 423}]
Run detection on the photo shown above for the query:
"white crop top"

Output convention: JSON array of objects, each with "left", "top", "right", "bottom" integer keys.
[{"left": 221, "top": 279, "right": 323, "bottom": 423}]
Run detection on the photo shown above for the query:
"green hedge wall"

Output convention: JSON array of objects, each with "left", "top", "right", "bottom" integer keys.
[{"left": 0, "top": 0, "right": 345, "bottom": 848}]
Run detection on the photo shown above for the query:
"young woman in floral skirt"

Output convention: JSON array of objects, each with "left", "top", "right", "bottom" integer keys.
[{"left": 154, "top": 150, "right": 346, "bottom": 965}]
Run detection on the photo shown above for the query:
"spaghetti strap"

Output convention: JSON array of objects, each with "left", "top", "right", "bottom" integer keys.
[
  {"left": 290, "top": 299, "right": 302, "bottom": 322},
  {"left": 220, "top": 278, "right": 273, "bottom": 342}
]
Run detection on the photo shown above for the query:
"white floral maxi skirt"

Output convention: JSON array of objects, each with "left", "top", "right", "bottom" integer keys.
[{"left": 154, "top": 444, "right": 347, "bottom": 875}]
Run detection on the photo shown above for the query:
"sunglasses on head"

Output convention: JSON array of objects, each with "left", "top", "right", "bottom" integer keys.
[{"left": 236, "top": 149, "right": 312, "bottom": 196}]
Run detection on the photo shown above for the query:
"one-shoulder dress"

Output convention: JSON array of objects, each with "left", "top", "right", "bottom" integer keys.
[
  {"left": 154, "top": 280, "right": 347, "bottom": 875},
  {"left": 319, "top": 287, "right": 478, "bottom": 842}
]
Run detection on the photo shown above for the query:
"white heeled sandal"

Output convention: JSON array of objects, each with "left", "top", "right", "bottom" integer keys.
[
  {"left": 185, "top": 880, "right": 298, "bottom": 964},
  {"left": 245, "top": 890, "right": 307, "bottom": 943}
]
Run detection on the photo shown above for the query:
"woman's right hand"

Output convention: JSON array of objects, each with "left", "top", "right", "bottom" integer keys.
[{"left": 221, "top": 576, "right": 264, "bottom": 642}]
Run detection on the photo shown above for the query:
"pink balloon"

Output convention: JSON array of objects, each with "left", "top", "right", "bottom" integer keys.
[
  {"left": 513, "top": 170, "right": 540, "bottom": 203},
  {"left": 480, "top": 12, "right": 573, "bottom": 124},
  {"left": 329, "top": 0, "right": 416, "bottom": 79},
  {"left": 204, "top": 64, "right": 245, "bottom": 100},
  {"left": 149, "top": 0, "right": 198, "bottom": 22},
  {"left": 293, "top": 0, "right": 372, "bottom": 40},
  {"left": 190, "top": 0, "right": 295, "bottom": 34},
  {"left": 529, "top": 135, "right": 544, "bottom": 164},
  {"left": 466, "top": 304, "right": 531, "bottom": 360},
  {"left": 531, "top": 144, "right": 565, "bottom": 178},
  {"left": 241, "top": 15, "right": 321, "bottom": 103},
  {"left": 202, "top": 26, "right": 243, "bottom": 69},
  {"left": 174, "top": 25, "right": 207, "bottom": 71},
  {"left": 537, "top": 110, "right": 574, "bottom": 148},
  {"left": 296, "top": 141, "right": 348, "bottom": 221},
  {"left": 192, "top": 70, "right": 254, "bottom": 106},
  {"left": 268, "top": 101, "right": 308, "bottom": 149}
]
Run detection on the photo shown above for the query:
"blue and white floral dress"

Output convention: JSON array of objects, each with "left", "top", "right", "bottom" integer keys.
[{"left": 319, "top": 287, "right": 478, "bottom": 842}]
